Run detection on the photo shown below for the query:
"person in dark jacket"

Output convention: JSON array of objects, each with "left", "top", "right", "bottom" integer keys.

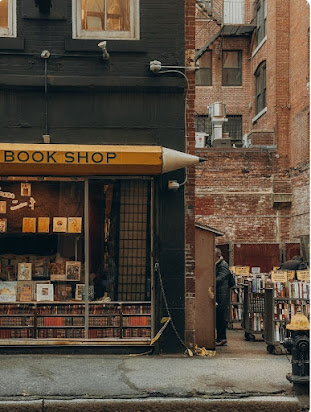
[{"left": 215, "top": 248, "right": 230, "bottom": 346}]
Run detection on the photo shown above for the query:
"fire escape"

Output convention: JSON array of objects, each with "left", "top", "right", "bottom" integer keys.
[{"left": 195, "top": 0, "right": 256, "bottom": 61}]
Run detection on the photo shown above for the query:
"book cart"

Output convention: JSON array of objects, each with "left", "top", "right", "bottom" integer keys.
[
  {"left": 264, "top": 270, "right": 310, "bottom": 355},
  {"left": 242, "top": 275, "right": 267, "bottom": 341},
  {"left": 0, "top": 301, "right": 151, "bottom": 341}
]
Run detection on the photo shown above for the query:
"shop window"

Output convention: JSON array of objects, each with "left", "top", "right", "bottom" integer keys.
[
  {"left": 255, "top": 61, "right": 266, "bottom": 114},
  {"left": 222, "top": 50, "right": 242, "bottom": 86},
  {"left": 73, "top": 0, "right": 139, "bottom": 40},
  {"left": 0, "top": 0, "right": 16, "bottom": 37},
  {"left": 196, "top": 51, "right": 212, "bottom": 86},
  {"left": 223, "top": 115, "right": 243, "bottom": 143},
  {"left": 256, "top": 0, "right": 266, "bottom": 45}
]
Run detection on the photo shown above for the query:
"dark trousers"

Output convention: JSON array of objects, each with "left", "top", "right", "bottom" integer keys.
[{"left": 216, "top": 304, "right": 227, "bottom": 341}]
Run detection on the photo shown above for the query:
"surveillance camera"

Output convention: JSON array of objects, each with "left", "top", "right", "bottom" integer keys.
[
  {"left": 150, "top": 60, "right": 162, "bottom": 72},
  {"left": 40, "top": 50, "right": 50, "bottom": 59}
]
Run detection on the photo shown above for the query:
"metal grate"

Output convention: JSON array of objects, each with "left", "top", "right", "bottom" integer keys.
[{"left": 117, "top": 180, "right": 150, "bottom": 301}]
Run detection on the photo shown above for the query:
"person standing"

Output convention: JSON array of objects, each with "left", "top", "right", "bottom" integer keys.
[{"left": 215, "top": 248, "right": 230, "bottom": 346}]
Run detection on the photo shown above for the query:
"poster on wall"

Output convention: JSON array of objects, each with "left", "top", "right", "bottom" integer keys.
[
  {"left": 67, "top": 217, "right": 82, "bottom": 233},
  {"left": 53, "top": 217, "right": 67, "bottom": 233},
  {"left": 0, "top": 202, "right": 6, "bottom": 214},
  {"left": 38, "top": 217, "right": 50, "bottom": 233},
  {"left": 23, "top": 218, "right": 36, "bottom": 233}
]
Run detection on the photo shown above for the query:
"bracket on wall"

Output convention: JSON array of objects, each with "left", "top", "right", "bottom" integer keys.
[{"left": 34, "top": 0, "right": 52, "bottom": 14}]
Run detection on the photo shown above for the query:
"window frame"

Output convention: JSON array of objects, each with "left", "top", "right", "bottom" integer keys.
[
  {"left": 255, "top": 61, "right": 266, "bottom": 115},
  {"left": 222, "top": 50, "right": 242, "bottom": 86},
  {"left": 72, "top": 0, "right": 140, "bottom": 40},
  {"left": 256, "top": 0, "right": 266, "bottom": 46},
  {"left": 0, "top": 0, "right": 16, "bottom": 38},
  {"left": 196, "top": 50, "right": 212, "bottom": 86}
]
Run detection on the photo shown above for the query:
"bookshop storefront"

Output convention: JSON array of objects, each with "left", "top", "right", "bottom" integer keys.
[{"left": 0, "top": 143, "right": 164, "bottom": 346}]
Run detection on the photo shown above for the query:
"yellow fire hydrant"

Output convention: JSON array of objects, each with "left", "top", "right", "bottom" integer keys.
[{"left": 283, "top": 312, "right": 309, "bottom": 385}]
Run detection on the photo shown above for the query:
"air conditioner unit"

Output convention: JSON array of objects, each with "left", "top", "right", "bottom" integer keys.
[{"left": 195, "top": 132, "right": 208, "bottom": 148}]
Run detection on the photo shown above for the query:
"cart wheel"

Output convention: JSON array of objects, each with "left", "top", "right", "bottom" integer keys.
[
  {"left": 249, "top": 334, "right": 256, "bottom": 341},
  {"left": 273, "top": 346, "right": 283, "bottom": 355},
  {"left": 267, "top": 345, "right": 274, "bottom": 354}
]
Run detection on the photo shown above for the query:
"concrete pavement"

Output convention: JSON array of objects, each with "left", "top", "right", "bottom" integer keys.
[{"left": 0, "top": 329, "right": 308, "bottom": 411}]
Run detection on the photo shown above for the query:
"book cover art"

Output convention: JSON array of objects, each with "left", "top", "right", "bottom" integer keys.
[
  {"left": 38, "top": 217, "right": 50, "bottom": 233},
  {"left": 18, "top": 263, "right": 32, "bottom": 281},
  {"left": 67, "top": 217, "right": 82, "bottom": 233},
  {"left": 0, "top": 281, "right": 17, "bottom": 302},
  {"left": 36, "top": 283, "right": 54, "bottom": 302},
  {"left": 17, "top": 281, "right": 34, "bottom": 302},
  {"left": 66, "top": 261, "right": 81, "bottom": 281},
  {"left": 33, "top": 259, "right": 49, "bottom": 279},
  {"left": 0, "top": 218, "right": 7, "bottom": 232},
  {"left": 53, "top": 217, "right": 67, "bottom": 233},
  {"left": 22, "top": 218, "right": 36, "bottom": 233},
  {"left": 54, "top": 283, "right": 73, "bottom": 301}
]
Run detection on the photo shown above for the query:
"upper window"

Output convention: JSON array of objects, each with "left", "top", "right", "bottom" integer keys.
[
  {"left": 73, "top": 0, "right": 139, "bottom": 40},
  {"left": 196, "top": 51, "right": 212, "bottom": 86},
  {"left": 255, "top": 61, "right": 266, "bottom": 114},
  {"left": 222, "top": 51, "right": 242, "bottom": 86},
  {"left": 0, "top": 0, "right": 16, "bottom": 37},
  {"left": 256, "top": 0, "right": 266, "bottom": 45}
]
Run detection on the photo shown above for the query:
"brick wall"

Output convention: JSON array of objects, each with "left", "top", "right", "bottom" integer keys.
[
  {"left": 185, "top": 0, "right": 196, "bottom": 347},
  {"left": 194, "top": 0, "right": 309, "bottom": 256}
]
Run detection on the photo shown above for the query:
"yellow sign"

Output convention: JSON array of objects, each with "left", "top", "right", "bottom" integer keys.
[
  {"left": 235, "top": 266, "right": 250, "bottom": 276},
  {"left": 0, "top": 143, "right": 204, "bottom": 176},
  {"left": 286, "top": 270, "right": 295, "bottom": 281},
  {"left": 271, "top": 271, "right": 288, "bottom": 283},
  {"left": 296, "top": 270, "right": 310, "bottom": 282}
]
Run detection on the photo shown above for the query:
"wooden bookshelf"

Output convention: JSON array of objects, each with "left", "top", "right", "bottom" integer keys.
[{"left": 0, "top": 301, "right": 152, "bottom": 341}]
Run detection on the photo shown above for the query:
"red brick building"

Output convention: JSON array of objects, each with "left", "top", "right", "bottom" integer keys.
[{"left": 194, "top": 0, "right": 309, "bottom": 271}]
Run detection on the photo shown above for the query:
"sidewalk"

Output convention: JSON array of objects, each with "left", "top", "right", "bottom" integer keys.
[{"left": 0, "top": 329, "right": 308, "bottom": 411}]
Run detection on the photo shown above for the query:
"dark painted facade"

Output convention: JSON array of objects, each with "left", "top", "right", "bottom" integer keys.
[{"left": 0, "top": 1, "right": 188, "bottom": 352}]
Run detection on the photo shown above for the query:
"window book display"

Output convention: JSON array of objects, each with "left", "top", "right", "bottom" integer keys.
[
  {"left": 0, "top": 218, "right": 7, "bottom": 232},
  {"left": 22, "top": 218, "right": 36, "bottom": 233},
  {"left": 17, "top": 263, "right": 32, "bottom": 281},
  {"left": 0, "top": 302, "right": 152, "bottom": 340}
]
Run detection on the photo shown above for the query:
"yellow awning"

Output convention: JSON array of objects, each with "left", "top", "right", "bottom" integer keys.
[{"left": 0, "top": 143, "right": 204, "bottom": 176}]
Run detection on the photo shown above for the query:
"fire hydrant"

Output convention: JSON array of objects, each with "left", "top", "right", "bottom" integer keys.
[{"left": 282, "top": 312, "right": 309, "bottom": 385}]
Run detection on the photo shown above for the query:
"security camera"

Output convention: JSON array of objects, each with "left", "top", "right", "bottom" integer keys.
[
  {"left": 40, "top": 50, "right": 50, "bottom": 59},
  {"left": 150, "top": 60, "right": 162, "bottom": 72},
  {"left": 98, "top": 41, "right": 110, "bottom": 60}
]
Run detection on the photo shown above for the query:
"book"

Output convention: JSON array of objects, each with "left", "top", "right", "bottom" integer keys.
[
  {"left": 18, "top": 263, "right": 32, "bottom": 281},
  {"left": 50, "top": 273, "right": 66, "bottom": 281},
  {"left": 17, "top": 281, "right": 34, "bottom": 302},
  {"left": 75, "top": 283, "right": 84, "bottom": 300},
  {"left": 54, "top": 283, "right": 73, "bottom": 301},
  {"left": 0, "top": 281, "right": 17, "bottom": 302},
  {"left": 33, "top": 259, "right": 49, "bottom": 280},
  {"left": 36, "top": 283, "right": 54, "bottom": 302},
  {"left": 53, "top": 217, "right": 67, "bottom": 233},
  {"left": 66, "top": 261, "right": 81, "bottom": 281},
  {"left": 38, "top": 217, "right": 50, "bottom": 233},
  {"left": 0, "top": 218, "right": 7, "bottom": 232},
  {"left": 67, "top": 217, "right": 82, "bottom": 233},
  {"left": 22, "top": 218, "right": 36, "bottom": 233}
]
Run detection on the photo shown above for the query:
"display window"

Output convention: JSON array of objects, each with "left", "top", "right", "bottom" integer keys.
[{"left": 0, "top": 177, "right": 152, "bottom": 342}]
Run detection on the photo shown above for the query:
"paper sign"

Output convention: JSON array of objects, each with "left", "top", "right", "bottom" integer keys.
[
  {"left": 296, "top": 270, "right": 310, "bottom": 282},
  {"left": 286, "top": 271, "right": 295, "bottom": 281},
  {"left": 235, "top": 266, "right": 250, "bottom": 276},
  {"left": 271, "top": 271, "right": 287, "bottom": 283}
]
